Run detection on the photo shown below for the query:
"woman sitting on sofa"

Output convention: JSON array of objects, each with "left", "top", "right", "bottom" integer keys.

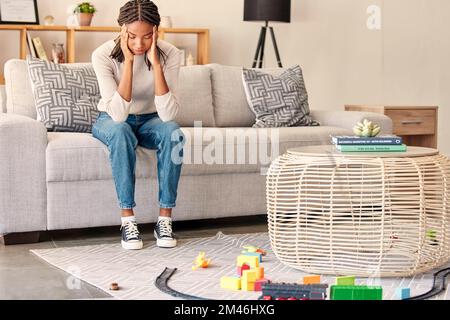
[{"left": 91, "top": 0, "right": 185, "bottom": 250}]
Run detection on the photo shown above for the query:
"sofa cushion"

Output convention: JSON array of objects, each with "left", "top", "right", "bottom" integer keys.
[
  {"left": 242, "top": 65, "right": 318, "bottom": 128},
  {"left": 26, "top": 56, "right": 101, "bottom": 132},
  {"left": 5, "top": 59, "right": 36, "bottom": 119},
  {"left": 45, "top": 126, "right": 351, "bottom": 182},
  {"left": 174, "top": 65, "right": 215, "bottom": 127},
  {"left": 208, "top": 64, "right": 285, "bottom": 127},
  {"left": 0, "top": 85, "right": 6, "bottom": 113},
  {"left": 5, "top": 59, "right": 215, "bottom": 126}
]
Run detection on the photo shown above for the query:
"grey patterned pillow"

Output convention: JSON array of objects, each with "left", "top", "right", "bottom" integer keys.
[
  {"left": 27, "top": 56, "right": 100, "bottom": 132},
  {"left": 242, "top": 65, "right": 319, "bottom": 128}
]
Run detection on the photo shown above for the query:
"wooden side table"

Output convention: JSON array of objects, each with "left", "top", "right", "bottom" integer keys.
[{"left": 345, "top": 105, "right": 438, "bottom": 148}]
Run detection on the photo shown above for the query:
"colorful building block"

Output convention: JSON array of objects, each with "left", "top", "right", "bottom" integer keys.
[
  {"left": 242, "top": 270, "right": 257, "bottom": 283},
  {"left": 237, "top": 263, "right": 250, "bottom": 276},
  {"left": 330, "top": 285, "right": 382, "bottom": 300},
  {"left": 242, "top": 281, "right": 255, "bottom": 291},
  {"left": 237, "top": 255, "right": 259, "bottom": 268},
  {"left": 254, "top": 267, "right": 264, "bottom": 280},
  {"left": 254, "top": 278, "right": 270, "bottom": 291},
  {"left": 303, "top": 275, "right": 321, "bottom": 285},
  {"left": 220, "top": 276, "right": 241, "bottom": 290},
  {"left": 242, "top": 252, "right": 262, "bottom": 263},
  {"left": 426, "top": 229, "right": 437, "bottom": 239},
  {"left": 364, "top": 286, "right": 383, "bottom": 300},
  {"left": 336, "top": 276, "right": 355, "bottom": 286},
  {"left": 426, "top": 229, "right": 438, "bottom": 245},
  {"left": 242, "top": 246, "right": 267, "bottom": 256},
  {"left": 330, "top": 286, "right": 353, "bottom": 300},
  {"left": 396, "top": 288, "right": 410, "bottom": 300}
]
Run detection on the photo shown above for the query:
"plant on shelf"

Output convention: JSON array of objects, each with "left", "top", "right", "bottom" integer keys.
[
  {"left": 75, "top": 2, "right": 96, "bottom": 26},
  {"left": 76, "top": 2, "right": 96, "bottom": 13}
]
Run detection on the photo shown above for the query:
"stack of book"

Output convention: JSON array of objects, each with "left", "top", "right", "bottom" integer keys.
[{"left": 331, "top": 135, "right": 407, "bottom": 152}]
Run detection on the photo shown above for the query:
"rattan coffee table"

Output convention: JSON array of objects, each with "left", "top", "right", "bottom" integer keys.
[{"left": 266, "top": 145, "right": 450, "bottom": 277}]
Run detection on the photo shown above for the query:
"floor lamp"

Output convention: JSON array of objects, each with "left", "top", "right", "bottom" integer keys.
[{"left": 244, "top": 0, "right": 291, "bottom": 68}]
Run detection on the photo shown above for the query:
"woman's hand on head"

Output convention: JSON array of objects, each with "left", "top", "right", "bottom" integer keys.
[
  {"left": 147, "top": 25, "right": 161, "bottom": 67},
  {"left": 120, "top": 24, "right": 134, "bottom": 62}
]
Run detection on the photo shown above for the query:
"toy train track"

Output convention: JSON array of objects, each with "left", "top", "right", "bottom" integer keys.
[
  {"left": 155, "top": 267, "right": 211, "bottom": 300},
  {"left": 405, "top": 267, "right": 450, "bottom": 300}
]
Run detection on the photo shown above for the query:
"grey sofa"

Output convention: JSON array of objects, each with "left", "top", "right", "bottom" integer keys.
[{"left": 0, "top": 59, "right": 392, "bottom": 244}]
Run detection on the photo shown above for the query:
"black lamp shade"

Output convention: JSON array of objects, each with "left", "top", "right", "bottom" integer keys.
[{"left": 244, "top": 0, "right": 291, "bottom": 23}]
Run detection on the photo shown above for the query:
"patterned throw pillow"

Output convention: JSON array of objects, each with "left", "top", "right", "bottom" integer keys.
[
  {"left": 242, "top": 65, "right": 319, "bottom": 128},
  {"left": 27, "top": 56, "right": 100, "bottom": 132}
]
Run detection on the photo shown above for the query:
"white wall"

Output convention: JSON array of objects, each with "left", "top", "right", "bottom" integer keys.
[{"left": 0, "top": 0, "right": 448, "bottom": 154}]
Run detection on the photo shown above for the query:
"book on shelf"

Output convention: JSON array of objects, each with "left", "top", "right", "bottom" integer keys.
[
  {"left": 26, "top": 31, "right": 37, "bottom": 58},
  {"left": 331, "top": 135, "right": 403, "bottom": 145},
  {"left": 32, "top": 37, "right": 48, "bottom": 61},
  {"left": 335, "top": 144, "right": 407, "bottom": 152}
]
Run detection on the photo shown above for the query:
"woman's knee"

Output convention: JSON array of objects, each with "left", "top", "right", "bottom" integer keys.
[
  {"left": 105, "top": 122, "right": 137, "bottom": 146},
  {"left": 109, "top": 122, "right": 133, "bottom": 135},
  {"left": 161, "top": 121, "right": 184, "bottom": 142}
]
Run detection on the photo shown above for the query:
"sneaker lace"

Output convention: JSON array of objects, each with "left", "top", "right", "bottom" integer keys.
[
  {"left": 121, "top": 221, "right": 140, "bottom": 239},
  {"left": 158, "top": 219, "right": 173, "bottom": 238}
]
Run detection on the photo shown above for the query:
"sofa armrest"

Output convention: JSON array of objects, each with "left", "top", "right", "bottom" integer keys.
[
  {"left": 310, "top": 110, "right": 393, "bottom": 134},
  {"left": 0, "top": 114, "right": 47, "bottom": 234},
  {"left": 0, "top": 85, "right": 6, "bottom": 114}
]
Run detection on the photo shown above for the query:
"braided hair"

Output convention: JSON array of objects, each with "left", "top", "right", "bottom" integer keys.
[{"left": 110, "top": 0, "right": 168, "bottom": 70}]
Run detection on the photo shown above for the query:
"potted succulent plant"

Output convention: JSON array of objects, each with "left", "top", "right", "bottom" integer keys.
[{"left": 75, "top": 2, "right": 96, "bottom": 26}]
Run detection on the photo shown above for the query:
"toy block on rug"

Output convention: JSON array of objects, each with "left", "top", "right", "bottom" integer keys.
[
  {"left": 330, "top": 285, "right": 382, "bottom": 300},
  {"left": 254, "top": 278, "right": 270, "bottom": 291},
  {"left": 220, "top": 276, "right": 241, "bottom": 290},
  {"left": 109, "top": 282, "right": 120, "bottom": 291},
  {"left": 242, "top": 245, "right": 267, "bottom": 256},
  {"left": 237, "top": 255, "right": 259, "bottom": 268},
  {"left": 302, "top": 275, "right": 321, "bottom": 285},
  {"left": 336, "top": 275, "right": 355, "bottom": 286},
  {"left": 254, "top": 267, "right": 264, "bottom": 280},
  {"left": 222, "top": 248, "right": 269, "bottom": 292},
  {"left": 242, "top": 270, "right": 257, "bottom": 283},
  {"left": 237, "top": 263, "right": 250, "bottom": 276},
  {"left": 242, "top": 281, "right": 255, "bottom": 291},
  {"left": 242, "top": 252, "right": 262, "bottom": 263},
  {"left": 396, "top": 287, "right": 410, "bottom": 300}
]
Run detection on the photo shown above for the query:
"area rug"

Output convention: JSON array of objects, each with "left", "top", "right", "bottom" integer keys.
[{"left": 30, "top": 232, "right": 450, "bottom": 300}]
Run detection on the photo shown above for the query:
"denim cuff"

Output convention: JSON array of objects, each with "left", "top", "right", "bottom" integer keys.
[
  {"left": 119, "top": 203, "right": 136, "bottom": 209},
  {"left": 160, "top": 202, "right": 175, "bottom": 209}
]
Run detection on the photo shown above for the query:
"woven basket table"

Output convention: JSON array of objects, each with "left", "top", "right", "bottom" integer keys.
[{"left": 266, "top": 145, "right": 450, "bottom": 277}]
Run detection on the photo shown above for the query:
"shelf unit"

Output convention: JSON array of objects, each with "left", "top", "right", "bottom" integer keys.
[{"left": 0, "top": 25, "right": 210, "bottom": 85}]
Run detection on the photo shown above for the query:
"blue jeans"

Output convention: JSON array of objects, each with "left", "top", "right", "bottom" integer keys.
[{"left": 92, "top": 111, "right": 185, "bottom": 209}]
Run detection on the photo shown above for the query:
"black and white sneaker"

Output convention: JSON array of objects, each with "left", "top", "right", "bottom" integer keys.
[
  {"left": 154, "top": 217, "right": 177, "bottom": 248},
  {"left": 120, "top": 220, "right": 143, "bottom": 250}
]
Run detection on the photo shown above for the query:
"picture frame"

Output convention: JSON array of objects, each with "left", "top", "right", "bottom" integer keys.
[{"left": 0, "top": 0, "right": 39, "bottom": 25}]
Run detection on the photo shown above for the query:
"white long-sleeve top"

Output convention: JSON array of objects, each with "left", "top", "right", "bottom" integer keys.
[{"left": 91, "top": 39, "right": 181, "bottom": 122}]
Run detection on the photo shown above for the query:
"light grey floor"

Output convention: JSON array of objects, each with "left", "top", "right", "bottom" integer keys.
[{"left": 0, "top": 215, "right": 268, "bottom": 300}]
